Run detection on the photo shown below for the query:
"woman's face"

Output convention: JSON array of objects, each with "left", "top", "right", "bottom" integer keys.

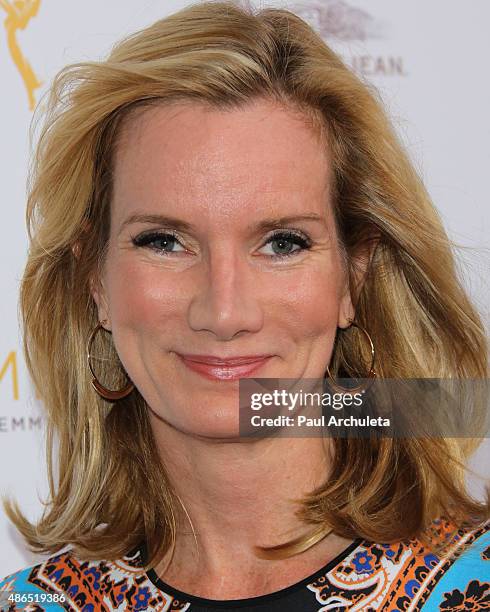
[{"left": 92, "top": 97, "right": 355, "bottom": 437}]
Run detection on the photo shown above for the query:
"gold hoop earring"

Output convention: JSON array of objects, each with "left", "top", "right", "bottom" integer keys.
[
  {"left": 324, "top": 318, "right": 376, "bottom": 394},
  {"left": 87, "top": 320, "right": 135, "bottom": 401}
]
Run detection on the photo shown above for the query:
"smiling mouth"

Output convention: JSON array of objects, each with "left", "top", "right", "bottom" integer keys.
[{"left": 176, "top": 354, "right": 272, "bottom": 381}]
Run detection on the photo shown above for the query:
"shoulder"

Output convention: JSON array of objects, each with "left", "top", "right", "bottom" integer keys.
[
  {"left": 305, "top": 517, "right": 490, "bottom": 611},
  {"left": 420, "top": 517, "right": 490, "bottom": 610},
  {"left": 0, "top": 545, "right": 176, "bottom": 611},
  {"left": 0, "top": 559, "right": 69, "bottom": 611}
]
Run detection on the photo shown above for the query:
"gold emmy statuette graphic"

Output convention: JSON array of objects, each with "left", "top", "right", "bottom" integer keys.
[{"left": 0, "top": 0, "right": 42, "bottom": 110}]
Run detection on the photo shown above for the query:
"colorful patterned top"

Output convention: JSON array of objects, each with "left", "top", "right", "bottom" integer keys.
[{"left": 1, "top": 518, "right": 489, "bottom": 611}]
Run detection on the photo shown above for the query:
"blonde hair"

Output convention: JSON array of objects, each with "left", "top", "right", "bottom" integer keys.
[{"left": 3, "top": 0, "right": 489, "bottom": 569}]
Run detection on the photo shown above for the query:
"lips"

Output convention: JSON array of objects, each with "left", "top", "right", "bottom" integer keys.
[
  {"left": 176, "top": 353, "right": 272, "bottom": 381},
  {"left": 179, "top": 354, "right": 272, "bottom": 366}
]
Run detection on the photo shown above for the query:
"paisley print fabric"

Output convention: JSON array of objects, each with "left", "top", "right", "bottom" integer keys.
[{"left": 1, "top": 518, "right": 489, "bottom": 611}]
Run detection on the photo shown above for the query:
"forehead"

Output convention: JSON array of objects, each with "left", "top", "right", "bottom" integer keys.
[{"left": 111, "top": 97, "right": 333, "bottom": 223}]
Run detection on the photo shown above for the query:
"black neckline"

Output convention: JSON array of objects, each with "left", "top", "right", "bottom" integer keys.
[{"left": 144, "top": 537, "right": 364, "bottom": 608}]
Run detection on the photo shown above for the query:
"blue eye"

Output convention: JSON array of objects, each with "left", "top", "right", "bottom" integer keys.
[
  {"left": 262, "top": 231, "right": 312, "bottom": 258},
  {"left": 132, "top": 231, "right": 184, "bottom": 254}
]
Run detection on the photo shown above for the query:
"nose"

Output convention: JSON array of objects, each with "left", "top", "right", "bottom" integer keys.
[{"left": 187, "top": 246, "right": 264, "bottom": 340}]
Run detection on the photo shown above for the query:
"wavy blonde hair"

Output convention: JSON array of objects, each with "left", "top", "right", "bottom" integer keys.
[{"left": 3, "top": 0, "right": 489, "bottom": 570}]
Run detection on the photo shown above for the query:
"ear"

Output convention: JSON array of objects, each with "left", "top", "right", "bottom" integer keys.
[
  {"left": 89, "top": 275, "right": 111, "bottom": 331},
  {"left": 337, "top": 236, "right": 379, "bottom": 329},
  {"left": 71, "top": 241, "right": 82, "bottom": 259},
  {"left": 71, "top": 220, "right": 92, "bottom": 260},
  {"left": 71, "top": 223, "right": 111, "bottom": 331},
  {"left": 338, "top": 285, "right": 355, "bottom": 330}
]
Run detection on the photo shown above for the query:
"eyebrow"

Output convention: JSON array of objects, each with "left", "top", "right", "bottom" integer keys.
[{"left": 119, "top": 212, "right": 326, "bottom": 235}]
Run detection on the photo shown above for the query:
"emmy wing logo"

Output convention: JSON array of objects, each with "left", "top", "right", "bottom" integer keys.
[
  {"left": 0, "top": 350, "right": 44, "bottom": 434},
  {"left": 1, "top": 0, "right": 42, "bottom": 110}
]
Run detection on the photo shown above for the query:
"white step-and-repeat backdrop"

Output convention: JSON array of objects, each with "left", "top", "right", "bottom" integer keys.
[{"left": 1, "top": 0, "right": 489, "bottom": 576}]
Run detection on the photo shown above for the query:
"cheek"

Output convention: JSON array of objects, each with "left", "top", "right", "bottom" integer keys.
[
  {"left": 104, "top": 256, "right": 184, "bottom": 329},
  {"left": 277, "top": 263, "right": 343, "bottom": 334},
  {"left": 102, "top": 256, "right": 187, "bottom": 387},
  {"left": 275, "top": 260, "right": 344, "bottom": 372}
]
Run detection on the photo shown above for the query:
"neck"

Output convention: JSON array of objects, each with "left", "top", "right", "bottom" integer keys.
[{"left": 148, "top": 413, "right": 349, "bottom": 595}]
